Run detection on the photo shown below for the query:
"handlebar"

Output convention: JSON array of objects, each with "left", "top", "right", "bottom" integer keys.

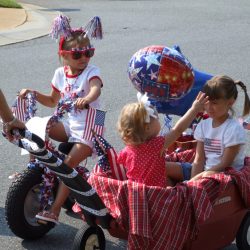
[{"left": 7, "top": 129, "right": 45, "bottom": 153}]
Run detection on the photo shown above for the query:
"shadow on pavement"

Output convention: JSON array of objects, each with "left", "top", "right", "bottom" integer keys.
[
  {"left": 21, "top": 223, "right": 78, "bottom": 250},
  {"left": 42, "top": 8, "right": 81, "bottom": 12},
  {"left": 0, "top": 207, "right": 14, "bottom": 237}
]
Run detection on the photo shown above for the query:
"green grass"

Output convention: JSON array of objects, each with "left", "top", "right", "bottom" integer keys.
[{"left": 0, "top": 0, "right": 22, "bottom": 8}]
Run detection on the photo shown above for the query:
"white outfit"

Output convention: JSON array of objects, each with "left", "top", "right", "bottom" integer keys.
[
  {"left": 194, "top": 116, "right": 246, "bottom": 171},
  {"left": 51, "top": 65, "right": 103, "bottom": 147}
]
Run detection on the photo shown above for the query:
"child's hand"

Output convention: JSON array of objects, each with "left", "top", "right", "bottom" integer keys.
[
  {"left": 191, "top": 91, "right": 209, "bottom": 113},
  {"left": 191, "top": 170, "right": 217, "bottom": 181},
  {"left": 3, "top": 117, "right": 26, "bottom": 141},
  {"left": 75, "top": 98, "right": 90, "bottom": 110},
  {"left": 190, "top": 172, "right": 203, "bottom": 181},
  {"left": 19, "top": 89, "right": 33, "bottom": 99}
]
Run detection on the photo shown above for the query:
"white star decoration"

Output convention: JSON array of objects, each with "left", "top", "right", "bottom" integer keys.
[
  {"left": 135, "top": 52, "right": 142, "bottom": 63},
  {"left": 129, "top": 66, "right": 143, "bottom": 81},
  {"left": 149, "top": 69, "right": 158, "bottom": 80},
  {"left": 144, "top": 53, "right": 161, "bottom": 70}
]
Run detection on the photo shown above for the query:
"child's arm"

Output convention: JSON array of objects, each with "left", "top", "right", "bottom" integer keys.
[
  {"left": 0, "top": 89, "right": 26, "bottom": 139},
  {"left": 190, "top": 141, "right": 205, "bottom": 178},
  {"left": 161, "top": 92, "right": 208, "bottom": 152},
  {"left": 0, "top": 89, "right": 16, "bottom": 123},
  {"left": 75, "top": 78, "right": 102, "bottom": 109},
  {"left": 193, "top": 144, "right": 241, "bottom": 180},
  {"left": 19, "top": 88, "right": 60, "bottom": 108}
]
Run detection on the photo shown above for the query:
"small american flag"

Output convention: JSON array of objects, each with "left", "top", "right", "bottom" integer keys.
[
  {"left": 92, "top": 133, "right": 127, "bottom": 181},
  {"left": 11, "top": 93, "right": 36, "bottom": 122},
  {"left": 11, "top": 95, "right": 27, "bottom": 122},
  {"left": 82, "top": 107, "right": 106, "bottom": 141}
]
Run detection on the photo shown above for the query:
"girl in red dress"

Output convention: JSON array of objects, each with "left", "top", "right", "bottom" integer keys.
[{"left": 117, "top": 92, "right": 208, "bottom": 187}]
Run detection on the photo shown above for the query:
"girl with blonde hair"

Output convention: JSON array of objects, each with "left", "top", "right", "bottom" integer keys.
[{"left": 117, "top": 92, "right": 208, "bottom": 187}]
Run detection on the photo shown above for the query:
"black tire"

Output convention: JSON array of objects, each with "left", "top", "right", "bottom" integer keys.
[
  {"left": 5, "top": 167, "right": 56, "bottom": 239},
  {"left": 236, "top": 212, "right": 250, "bottom": 250},
  {"left": 72, "top": 224, "right": 106, "bottom": 250}
]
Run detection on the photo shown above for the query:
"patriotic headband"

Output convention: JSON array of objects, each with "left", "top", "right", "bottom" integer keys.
[
  {"left": 49, "top": 15, "right": 103, "bottom": 51},
  {"left": 137, "top": 92, "right": 158, "bottom": 123}
]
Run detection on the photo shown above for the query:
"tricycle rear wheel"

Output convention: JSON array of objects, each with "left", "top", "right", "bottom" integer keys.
[
  {"left": 236, "top": 212, "right": 250, "bottom": 250},
  {"left": 72, "top": 224, "right": 105, "bottom": 250}
]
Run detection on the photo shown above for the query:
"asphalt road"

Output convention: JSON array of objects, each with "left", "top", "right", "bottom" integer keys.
[{"left": 0, "top": 0, "right": 250, "bottom": 249}]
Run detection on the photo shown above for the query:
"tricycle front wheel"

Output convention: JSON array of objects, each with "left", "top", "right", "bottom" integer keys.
[
  {"left": 236, "top": 212, "right": 250, "bottom": 250},
  {"left": 5, "top": 168, "right": 55, "bottom": 239},
  {"left": 72, "top": 224, "right": 105, "bottom": 250}
]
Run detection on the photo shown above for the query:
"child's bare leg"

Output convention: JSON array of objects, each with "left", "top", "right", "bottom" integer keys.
[
  {"left": 166, "top": 162, "right": 184, "bottom": 186},
  {"left": 49, "top": 143, "right": 92, "bottom": 217},
  {"left": 49, "top": 182, "right": 70, "bottom": 215},
  {"left": 48, "top": 122, "right": 68, "bottom": 142}
]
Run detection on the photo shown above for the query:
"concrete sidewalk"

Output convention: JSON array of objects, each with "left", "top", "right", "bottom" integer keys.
[{"left": 0, "top": 3, "right": 60, "bottom": 46}]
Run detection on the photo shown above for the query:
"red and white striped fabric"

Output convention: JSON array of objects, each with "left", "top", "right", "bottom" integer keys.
[
  {"left": 82, "top": 107, "right": 105, "bottom": 141},
  {"left": 88, "top": 166, "right": 250, "bottom": 250},
  {"left": 11, "top": 95, "right": 27, "bottom": 122},
  {"left": 165, "top": 148, "right": 196, "bottom": 163}
]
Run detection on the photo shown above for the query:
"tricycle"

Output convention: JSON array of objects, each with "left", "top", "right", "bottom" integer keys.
[{"left": 4, "top": 93, "right": 89, "bottom": 239}]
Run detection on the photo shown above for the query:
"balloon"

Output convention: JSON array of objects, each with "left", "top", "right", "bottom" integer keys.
[
  {"left": 128, "top": 45, "right": 213, "bottom": 116},
  {"left": 150, "top": 69, "right": 213, "bottom": 116},
  {"left": 128, "top": 45, "right": 194, "bottom": 101}
]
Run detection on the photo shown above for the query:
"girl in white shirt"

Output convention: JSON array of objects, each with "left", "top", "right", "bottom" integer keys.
[
  {"left": 19, "top": 15, "right": 103, "bottom": 224},
  {"left": 167, "top": 75, "right": 250, "bottom": 183}
]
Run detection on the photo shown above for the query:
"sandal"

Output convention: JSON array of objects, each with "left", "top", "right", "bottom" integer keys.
[
  {"left": 35, "top": 210, "right": 59, "bottom": 225},
  {"left": 8, "top": 172, "right": 21, "bottom": 180}
]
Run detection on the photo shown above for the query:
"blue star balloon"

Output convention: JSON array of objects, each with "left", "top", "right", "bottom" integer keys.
[{"left": 128, "top": 45, "right": 213, "bottom": 116}]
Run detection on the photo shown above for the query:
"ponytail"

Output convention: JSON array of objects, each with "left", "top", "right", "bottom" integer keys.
[{"left": 235, "top": 80, "right": 250, "bottom": 116}]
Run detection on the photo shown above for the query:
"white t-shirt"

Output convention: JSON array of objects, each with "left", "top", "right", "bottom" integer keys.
[
  {"left": 51, "top": 65, "right": 102, "bottom": 125},
  {"left": 194, "top": 116, "right": 246, "bottom": 171}
]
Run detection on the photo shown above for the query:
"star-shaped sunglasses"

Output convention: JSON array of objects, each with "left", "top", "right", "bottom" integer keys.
[{"left": 60, "top": 46, "right": 95, "bottom": 60}]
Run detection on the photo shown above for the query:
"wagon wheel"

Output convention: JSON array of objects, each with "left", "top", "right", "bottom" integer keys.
[
  {"left": 236, "top": 212, "right": 250, "bottom": 250},
  {"left": 72, "top": 224, "right": 106, "bottom": 250}
]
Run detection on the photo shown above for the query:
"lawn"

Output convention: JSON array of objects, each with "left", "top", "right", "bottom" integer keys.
[{"left": 0, "top": 0, "right": 22, "bottom": 8}]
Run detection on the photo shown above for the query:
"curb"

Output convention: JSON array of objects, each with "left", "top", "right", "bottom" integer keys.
[{"left": 0, "top": 3, "right": 60, "bottom": 46}]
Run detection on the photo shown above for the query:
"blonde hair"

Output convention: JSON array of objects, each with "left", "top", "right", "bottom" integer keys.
[
  {"left": 117, "top": 102, "right": 149, "bottom": 145},
  {"left": 203, "top": 75, "right": 250, "bottom": 116}
]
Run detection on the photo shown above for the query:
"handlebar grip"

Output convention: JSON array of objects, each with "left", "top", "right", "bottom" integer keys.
[{"left": 12, "top": 128, "right": 45, "bottom": 150}]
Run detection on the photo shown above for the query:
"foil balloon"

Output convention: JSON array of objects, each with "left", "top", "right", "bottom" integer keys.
[
  {"left": 128, "top": 45, "right": 195, "bottom": 101},
  {"left": 128, "top": 45, "right": 213, "bottom": 116},
  {"left": 150, "top": 68, "right": 213, "bottom": 116}
]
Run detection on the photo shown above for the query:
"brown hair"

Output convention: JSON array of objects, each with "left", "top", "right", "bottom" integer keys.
[
  {"left": 61, "top": 30, "right": 91, "bottom": 50},
  {"left": 203, "top": 75, "right": 250, "bottom": 116},
  {"left": 117, "top": 102, "right": 149, "bottom": 145}
]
